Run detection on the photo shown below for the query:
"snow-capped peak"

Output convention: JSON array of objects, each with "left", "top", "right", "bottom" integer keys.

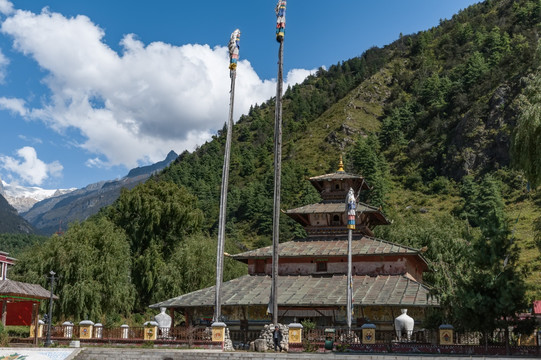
[{"left": 0, "top": 180, "right": 76, "bottom": 213}]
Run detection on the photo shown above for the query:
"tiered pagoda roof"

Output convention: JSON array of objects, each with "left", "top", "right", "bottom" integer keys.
[
  {"left": 285, "top": 157, "right": 390, "bottom": 237},
  {"left": 233, "top": 236, "right": 423, "bottom": 262}
]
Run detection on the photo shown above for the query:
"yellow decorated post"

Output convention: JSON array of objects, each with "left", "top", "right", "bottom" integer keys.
[
  {"left": 79, "top": 320, "right": 94, "bottom": 339},
  {"left": 211, "top": 321, "right": 226, "bottom": 345},
  {"left": 361, "top": 323, "right": 376, "bottom": 344},
  {"left": 143, "top": 321, "right": 158, "bottom": 341},
  {"left": 30, "top": 319, "right": 44, "bottom": 338},
  {"left": 288, "top": 323, "right": 303, "bottom": 344},
  {"left": 439, "top": 324, "right": 454, "bottom": 345}
]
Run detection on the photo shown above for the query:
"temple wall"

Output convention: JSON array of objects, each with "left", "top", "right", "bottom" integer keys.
[{"left": 248, "top": 256, "right": 422, "bottom": 282}]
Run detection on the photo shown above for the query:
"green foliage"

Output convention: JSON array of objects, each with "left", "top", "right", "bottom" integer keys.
[
  {"left": 103, "top": 180, "right": 209, "bottom": 310},
  {"left": 0, "top": 323, "right": 8, "bottom": 346},
  {"left": 0, "top": 233, "right": 47, "bottom": 256},
  {"left": 375, "top": 212, "right": 473, "bottom": 324},
  {"left": 12, "top": 217, "right": 134, "bottom": 321},
  {"left": 512, "top": 42, "right": 541, "bottom": 187},
  {"left": 455, "top": 175, "right": 528, "bottom": 331},
  {"left": 348, "top": 135, "right": 390, "bottom": 208},
  {"left": 534, "top": 216, "right": 541, "bottom": 253},
  {"left": 300, "top": 319, "right": 316, "bottom": 330}
]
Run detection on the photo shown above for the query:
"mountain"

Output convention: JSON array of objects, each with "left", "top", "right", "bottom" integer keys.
[
  {"left": 0, "top": 192, "right": 34, "bottom": 234},
  {"left": 154, "top": 0, "right": 541, "bottom": 296},
  {"left": 0, "top": 180, "right": 76, "bottom": 213},
  {"left": 23, "top": 151, "right": 178, "bottom": 235},
  {"left": 127, "top": 150, "right": 178, "bottom": 178}
]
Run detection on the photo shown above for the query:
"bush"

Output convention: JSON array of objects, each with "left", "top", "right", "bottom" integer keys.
[
  {"left": 429, "top": 176, "right": 453, "bottom": 194},
  {"left": 5, "top": 326, "right": 30, "bottom": 338}
]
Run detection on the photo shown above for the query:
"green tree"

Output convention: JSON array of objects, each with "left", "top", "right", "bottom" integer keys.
[
  {"left": 511, "top": 44, "right": 541, "bottom": 187},
  {"left": 12, "top": 217, "right": 134, "bottom": 321},
  {"left": 463, "top": 51, "right": 488, "bottom": 89},
  {"left": 375, "top": 212, "right": 472, "bottom": 325},
  {"left": 455, "top": 175, "right": 527, "bottom": 332},
  {"left": 103, "top": 180, "right": 204, "bottom": 310},
  {"left": 349, "top": 135, "right": 390, "bottom": 208}
]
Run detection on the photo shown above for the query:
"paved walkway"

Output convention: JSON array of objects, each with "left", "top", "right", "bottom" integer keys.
[
  {"left": 0, "top": 347, "right": 81, "bottom": 360},
  {"left": 73, "top": 348, "right": 540, "bottom": 360}
]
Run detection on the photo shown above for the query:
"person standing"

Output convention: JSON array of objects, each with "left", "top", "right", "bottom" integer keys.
[{"left": 273, "top": 325, "right": 283, "bottom": 352}]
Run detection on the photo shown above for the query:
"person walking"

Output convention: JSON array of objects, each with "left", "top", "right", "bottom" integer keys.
[{"left": 273, "top": 325, "right": 283, "bottom": 352}]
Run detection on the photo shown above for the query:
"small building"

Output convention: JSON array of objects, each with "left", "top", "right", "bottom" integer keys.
[
  {"left": 0, "top": 252, "right": 15, "bottom": 280},
  {"left": 0, "top": 279, "right": 55, "bottom": 326},
  {"left": 151, "top": 159, "right": 438, "bottom": 331},
  {"left": 0, "top": 252, "right": 56, "bottom": 326}
]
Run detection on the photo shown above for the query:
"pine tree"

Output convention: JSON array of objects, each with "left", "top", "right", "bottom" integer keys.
[
  {"left": 349, "top": 135, "right": 390, "bottom": 208},
  {"left": 456, "top": 175, "right": 527, "bottom": 334}
]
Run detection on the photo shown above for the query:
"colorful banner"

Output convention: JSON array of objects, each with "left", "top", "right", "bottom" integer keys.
[
  {"left": 228, "top": 29, "right": 240, "bottom": 70},
  {"left": 275, "top": 1, "right": 286, "bottom": 42}
]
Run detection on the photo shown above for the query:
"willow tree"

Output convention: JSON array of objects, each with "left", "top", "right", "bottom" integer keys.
[
  {"left": 512, "top": 42, "right": 541, "bottom": 265},
  {"left": 12, "top": 217, "right": 134, "bottom": 321},
  {"left": 104, "top": 180, "right": 204, "bottom": 310},
  {"left": 512, "top": 42, "right": 541, "bottom": 187}
]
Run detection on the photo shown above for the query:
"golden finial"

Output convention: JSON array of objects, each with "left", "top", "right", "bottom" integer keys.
[{"left": 337, "top": 155, "right": 345, "bottom": 172}]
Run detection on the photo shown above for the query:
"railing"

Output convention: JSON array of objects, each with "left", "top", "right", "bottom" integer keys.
[
  {"left": 229, "top": 329, "right": 261, "bottom": 344},
  {"left": 41, "top": 325, "right": 213, "bottom": 343},
  {"left": 303, "top": 328, "right": 530, "bottom": 346}
]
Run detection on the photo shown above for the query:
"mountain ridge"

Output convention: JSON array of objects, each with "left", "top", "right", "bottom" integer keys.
[{"left": 22, "top": 151, "right": 178, "bottom": 235}]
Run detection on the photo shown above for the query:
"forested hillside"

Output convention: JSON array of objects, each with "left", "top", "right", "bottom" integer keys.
[{"left": 10, "top": 0, "right": 541, "bottom": 326}]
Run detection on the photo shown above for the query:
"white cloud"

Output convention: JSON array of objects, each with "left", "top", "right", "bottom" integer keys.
[
  {"left": 0, "top": 146, "right": 63, "bottom": 185},
  {"left": 18, "top": 134, "right": 42, "bottom": 144},
  {"left": 0, "top": 0, "right": 13, "bottom": 16},
  {"left": 0, "top": 49, "right": 9, "bottom": 83},
  {"left": 0, "top": 97, "right": 26, "bottom": 116},
  {"left": 285, "top": 68, "right": 319, "bottom": 87},
  {"left": 0, "top": 7, "right": 313, "bottom": 169}
]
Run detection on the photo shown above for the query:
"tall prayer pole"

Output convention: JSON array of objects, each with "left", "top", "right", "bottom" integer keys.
[
  {"left": 271, "top": 0, "right": 286, "bottom": 325},
  {"left": 346, "top": 188, "right": 356, "bottom": 331},
  {"left": 214, "top": 29, "right": 240, "bottom": 323}
]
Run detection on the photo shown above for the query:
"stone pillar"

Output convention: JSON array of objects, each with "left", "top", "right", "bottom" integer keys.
[
  {"left": 361, "top": 323, "right": 376, "bottom": 344},
  {"left": 94, "top": 323, "right": 103, "bottom": 339},
  {"left": 120, "top": 324, "right": 129, "bottom": 339},
  {"left": 288, "top": 323, "right": 303, "bottom": 344},
  {"left": 211, "top": 321, "right": 226, "bottom": 347},
  {"left": 439, "top": 324, "right": 454, "bottom": 345},
  {"left": 79, "top": 320, "right": 94, "bottom": 339},
  {"left": 62, "top": 321, "right": 74, "bottom": 338},
  {"left": 143, "top": 321, "right": 158, "bottom": 341}
]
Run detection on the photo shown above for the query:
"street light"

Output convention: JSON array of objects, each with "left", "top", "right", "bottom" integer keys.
[{"left": 44, "top": 270, "right": 56, "bottom": 347}]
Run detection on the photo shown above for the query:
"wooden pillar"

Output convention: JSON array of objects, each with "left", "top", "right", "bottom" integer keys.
[
  {"left": 32, "top": 303, "right": 39, "bottom": 346},
  {"left": 1, "top": 300, "right": 6, "bottom": 327},
  {"left": 169, "top": 308, "right": 175, "bottom": 328}
]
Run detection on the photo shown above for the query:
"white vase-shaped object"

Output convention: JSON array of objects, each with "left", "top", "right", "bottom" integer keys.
[
  {"left": 154, "top": 306, "right": 172, "bottom": 338},
  {"left": 394, "top": 309, "right": 414, "bottom": 341}
]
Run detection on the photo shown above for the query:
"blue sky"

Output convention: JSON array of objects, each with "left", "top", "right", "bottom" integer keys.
[{"left": 0, "top": 0, "right": 480, "bottom": 190}]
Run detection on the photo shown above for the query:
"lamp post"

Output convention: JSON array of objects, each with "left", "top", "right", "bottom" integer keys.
[{"left": 44, "top": 270, "right": 55, "bottom": 347}]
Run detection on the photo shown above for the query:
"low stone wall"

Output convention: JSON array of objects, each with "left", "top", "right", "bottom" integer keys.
[{"left": 74, "top": 347, "right": 541, "bottom": 360}]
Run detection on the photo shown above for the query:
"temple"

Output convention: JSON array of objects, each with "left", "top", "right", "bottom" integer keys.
[{"left": 151, "top": 158, "right": 438, "bottom": 332}]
